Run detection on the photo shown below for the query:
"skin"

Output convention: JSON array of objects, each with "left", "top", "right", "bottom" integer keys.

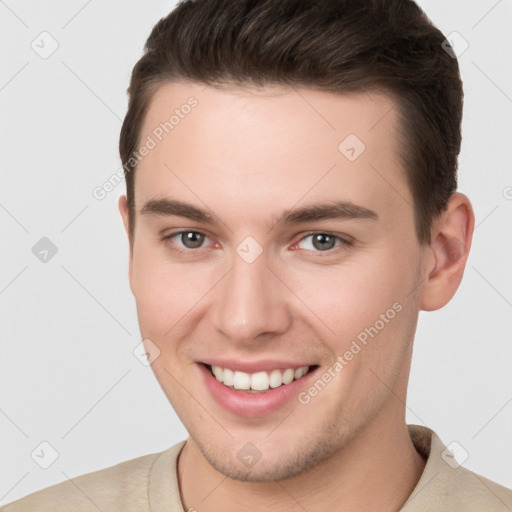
[{"left": 118, "top": 81, "right": 474, "bottom": 511}]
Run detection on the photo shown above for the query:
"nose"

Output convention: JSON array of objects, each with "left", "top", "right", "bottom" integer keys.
[{"left": 212, "top": 249, "right": 292, "bottom": 346}]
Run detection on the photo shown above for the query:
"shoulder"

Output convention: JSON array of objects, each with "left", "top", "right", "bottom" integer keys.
[
  {"left": 1, "top": 441, "right": 186, "bottom": 512},
  {"left": 410, "top": 462, "right": 512, "bottom": 511},
  {"left": 404, "top": 425, "right": 512, "bottom": 511},
  {"left": 443, "top": 465, "right": 512, "bottom": 511}
]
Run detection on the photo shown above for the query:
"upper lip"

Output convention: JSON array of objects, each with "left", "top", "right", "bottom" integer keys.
[{"left": 200, "top": 358, "right": 315, "bottom": 373}]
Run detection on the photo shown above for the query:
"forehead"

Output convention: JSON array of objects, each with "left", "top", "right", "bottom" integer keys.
[
  {"left": 140, "top": 81, "right": 400, "bottom": 157},
  {"left": 134, "top": 81, "right": 412, "bottom": 229}
]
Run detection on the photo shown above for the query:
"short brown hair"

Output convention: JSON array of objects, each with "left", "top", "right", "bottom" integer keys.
[{"left": 119, "top": 0, "right": 463, "bottom": 244}]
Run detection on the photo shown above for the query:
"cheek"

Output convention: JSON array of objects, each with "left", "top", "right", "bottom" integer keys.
[
  {"left": 288, "top": 255, "right": 420, "bottom": 417},
  {"left": 290, "top": 260, "right": 400, "bottom": 334},
  {"left": 131, "top": 249, "right": 206, "bottom": 338},
  {"left": 287, "top": 248, "right": 420, "bottom": 364}
]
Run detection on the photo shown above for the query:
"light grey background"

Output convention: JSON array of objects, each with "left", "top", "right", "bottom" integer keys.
[{"left": 1, "top": 0, "right": 511, "bottom": 504}]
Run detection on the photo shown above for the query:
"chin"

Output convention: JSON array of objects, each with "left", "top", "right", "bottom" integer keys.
[
  {"left": 198, "top": 430, "right": 341, "bottom": 483},
  {"left": 205, "top": 454, "right": 312, "bottom": 483}
]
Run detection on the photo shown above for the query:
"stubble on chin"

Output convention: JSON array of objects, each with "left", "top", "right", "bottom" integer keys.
[{"left": 193, "top": 421, "right": 351, "bottom": 483}]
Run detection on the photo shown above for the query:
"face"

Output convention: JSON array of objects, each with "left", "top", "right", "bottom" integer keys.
[{"left": 120, "top": 81, "right": 430, "bottom": 481}]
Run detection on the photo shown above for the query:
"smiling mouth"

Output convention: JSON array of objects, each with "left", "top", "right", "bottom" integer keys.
[{"left": 204, "top": 363, "right": 318, "bottom": 393}]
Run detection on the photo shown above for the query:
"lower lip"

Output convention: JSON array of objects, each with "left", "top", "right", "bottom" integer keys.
[{"left": 198, "top": 363, "right": 318, "bottom": 418}]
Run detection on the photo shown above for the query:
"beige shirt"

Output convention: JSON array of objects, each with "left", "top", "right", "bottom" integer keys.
[{"left": 2, "top": 425, "right": 511, "bottom": 511}]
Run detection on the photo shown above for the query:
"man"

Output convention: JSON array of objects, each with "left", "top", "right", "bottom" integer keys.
[{"left": 3, "top": 0, "right": 511, "bottom": 510}]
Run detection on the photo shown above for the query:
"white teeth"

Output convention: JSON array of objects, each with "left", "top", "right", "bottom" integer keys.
[
  {"left": 233, "top": 371, "right": 251, "bottom": 390},
  {"left": 269, "top": 369, "right": 283, "bottom": 388},
  {"left": 294, "top": 367, "right": 306, "bottom": 379},
  {"left": 223, "top": 368, "right": 234, "bottom": 386},
  {"left": 210, "top": 364, "right": 310, "bottom": 392},
  {"left": 212, "top": 365, "right": 223, "bottom": 382},
  {"left": 282, "top": 368, "right": 294, "bottom": 384},
  {"left": 251, "top": 371, "right": 269, "bottom": 391}
]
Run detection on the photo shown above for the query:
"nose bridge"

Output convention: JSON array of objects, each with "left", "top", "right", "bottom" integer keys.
[{"left": 212, "top": 247, "right": 291, "bottom": 342}]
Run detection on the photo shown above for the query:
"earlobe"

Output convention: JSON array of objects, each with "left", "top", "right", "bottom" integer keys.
[
  {"left": 118, "top": 195, "right": 130, "bottom": 236},
  {"left": 118, "top": 195, "right": 134, "bottom": 292},
  {"left": 420, "top": 193, "right": 475, "bottom": 311}
]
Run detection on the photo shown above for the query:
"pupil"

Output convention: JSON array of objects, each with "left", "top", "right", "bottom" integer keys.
[
  {"left": 313, "top": 234, "right": 335, "bottom": 251},
  {"left": 183, "top": 232, "right": 204, "bottom": 248}
]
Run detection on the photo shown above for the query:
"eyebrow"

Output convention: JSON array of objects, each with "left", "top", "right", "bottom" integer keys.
[{"left": 140, "top": 198, "right": 378, "bottom": 228}]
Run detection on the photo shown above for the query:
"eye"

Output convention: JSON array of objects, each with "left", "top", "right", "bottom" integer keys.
[
  {"left": 294, "top": 233, "right": 348, "bottom": 252},
  {"left": 164, "top": 231, "right": 214, "bottom": 251},
  {"left": 162, "top": 230, "right": 350, "bottom": 255}
]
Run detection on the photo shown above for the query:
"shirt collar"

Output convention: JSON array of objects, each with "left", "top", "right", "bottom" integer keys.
[{"left": 148, "top": 425, "right": 510, "bottom": 511}]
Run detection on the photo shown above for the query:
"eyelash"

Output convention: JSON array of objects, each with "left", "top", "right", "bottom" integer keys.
[{"left": 161, "top": 230, "right": 352, "bottom": 256}]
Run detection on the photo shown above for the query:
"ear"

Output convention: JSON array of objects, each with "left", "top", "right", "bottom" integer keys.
[
  {"left": 118, "top": 195, "right": 134, "bottom": 292},
  {"left": 420, "top": 192, "right": 475, "bottom": 311}
]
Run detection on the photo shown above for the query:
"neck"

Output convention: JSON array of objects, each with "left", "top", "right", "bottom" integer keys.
[{"left": 177, "top": 409, "right": 426, "bottom": 512}]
